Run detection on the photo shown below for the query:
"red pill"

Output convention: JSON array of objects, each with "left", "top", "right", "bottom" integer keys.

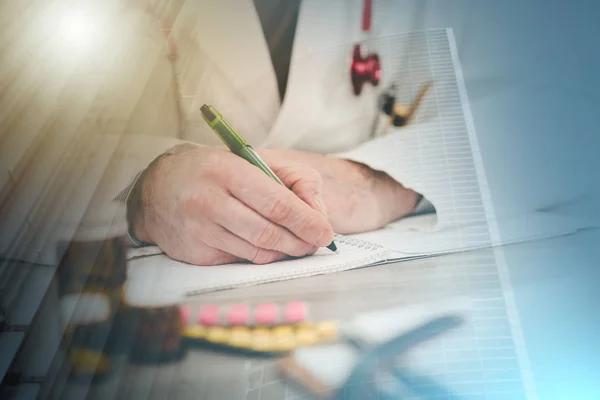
[
  {"left": 255, "top": 303, "right": 278, "bottom": 325},
  {"left": 227, "top": 304, "right": 249, "bottom": 326},
  {"left": 198, "top": 304, "right": 220, "bottom": 326},
  {"left": 284, "top": 301, "right": 306, "bottom": 324}
]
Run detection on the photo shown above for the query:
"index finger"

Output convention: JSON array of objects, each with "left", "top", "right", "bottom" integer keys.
[{"left": 225, "top": 163, "right": 334, "bottom": 247}]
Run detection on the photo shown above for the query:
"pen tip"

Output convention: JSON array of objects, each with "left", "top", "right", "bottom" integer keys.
[{"left": 326, "top": 241, "right": 338, "bottom": 253}]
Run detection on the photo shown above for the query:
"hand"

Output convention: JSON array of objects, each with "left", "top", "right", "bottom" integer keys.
[
  {"left": 258, "top": 149, "right": 420, "bottom": 234},
  {"left": 131, "top": 145, "right": 334, "bottom": 265}
]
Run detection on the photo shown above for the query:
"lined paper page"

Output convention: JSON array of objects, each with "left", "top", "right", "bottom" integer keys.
[
  {"left": 333, "top": 29, "right": 494, "bottom": 239},
  {"left": 125, "top": 236, "right": 390, "bottom": 305},
  {"left": 243, "top": 29, "right": 539, "bottom": 400}
]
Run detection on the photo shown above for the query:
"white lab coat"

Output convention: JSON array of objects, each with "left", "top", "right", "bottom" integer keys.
[
  {"left": 171, "top": 0, "right": 384, "bottom": 153},
  {"left": 38, "top": 0, "right": 442, "bottom": 266},
  {"left": 102, "top": 0, "right": 438, "bottom": 229},
  {"left": 3, "top": 0, "right": 458, "bottom": 267}
]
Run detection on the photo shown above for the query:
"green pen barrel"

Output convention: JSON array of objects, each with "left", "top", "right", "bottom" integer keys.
[{"left": 238, "top": 146, "right": 284, "bottom": 185}]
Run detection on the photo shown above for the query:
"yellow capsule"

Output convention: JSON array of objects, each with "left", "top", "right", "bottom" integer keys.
[
  {"left": 68, "top": 347, "right": 109, "bottom": 375},
  {"left": 273, "top": 326, "right": 294, "bottom": 335},
  {"left": 251, "top": 328, "right": 272, "bottom": 352},
  {"left": 182, "top": 325, "right": 207, "bottom": 339},
  {"left": 206, "top": 326, "right": 229, "bottom": 343},
  {"left": 316, "top": 321, "right": 338, "bottom": 341},
  {"left": 272, "top": 326, "right": 296, "bottom": 352},
  {"left": 296, "top": 325, "right": 319, "bottom": 346},
  {"left": 229, "top": 327, "right": 252, "bottom": 348}
]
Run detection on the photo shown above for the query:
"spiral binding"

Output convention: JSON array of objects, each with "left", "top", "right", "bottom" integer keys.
[{"left": 333, "top": 234, "right": 385, "bottom": 251}]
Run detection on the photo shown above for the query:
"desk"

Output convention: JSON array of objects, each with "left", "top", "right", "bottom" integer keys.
[
  {"left": 4, "top": 227, "right": 598, "bottom": 400},
  {"left": 1, "top": 0, "right": 599, "bottom": 398}
]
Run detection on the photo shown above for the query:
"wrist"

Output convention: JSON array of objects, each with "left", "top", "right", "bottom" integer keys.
[
  {"left": 127, "top": 142, "right": 199, "bottom": 246},
  {"left": 132, "top": 177, "right": 153, "bottom": 245},
  {"left": 392, "top": 183, "right": 420, "bottom": 219},
  {"left": 370, "top": 169, "right": 419, "bottom": 222},
  {"left": 126, "top": 166, "right": 154, "bottom": 246},
  {"left": 126, "top": 153, "right": 169, "bottom": 246}
]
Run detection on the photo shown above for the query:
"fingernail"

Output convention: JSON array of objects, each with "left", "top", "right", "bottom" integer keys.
[
  {"left": 315, "top": 229, "right": 331, "bottom": 246},
  {"left": 315, "top": 230, "right": 324, "bottom": 245}
]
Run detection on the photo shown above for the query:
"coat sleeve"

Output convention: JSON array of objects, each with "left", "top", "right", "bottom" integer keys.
[{"left": 329, "top": 120, "right": 447, "bottom": 228}]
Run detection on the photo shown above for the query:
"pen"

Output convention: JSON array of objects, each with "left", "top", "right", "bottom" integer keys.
[{"left": 200, "top": 104, "right": 338, "bottom": 253}]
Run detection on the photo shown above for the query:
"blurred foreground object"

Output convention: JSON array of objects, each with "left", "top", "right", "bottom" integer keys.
[
  {"left": 372, "top": 81, "right": 433, "bottom": 138},
  {"left": 56, "top": 204, "right": 129, "bottom": 381}
]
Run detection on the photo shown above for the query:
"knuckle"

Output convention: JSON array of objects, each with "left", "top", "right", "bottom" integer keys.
[
  {"left": 296, "top": 215, "right": 322, "bottom": 235},
  {"left": 249, "top": 248, "right": 277, "bottom": 265},
  {"left": 287, "top": 241, "right": 315, "bottom": 257},
  {"left": 306, "top": 167, "right": 322, "bottom": 185},
  {"left": 266, "top": 195, "right": 293, "bottom": 222},
  {"left": 200, "top": 164, "right": 223, "bottom": 184},
  {"left": 180, "top": 189, "right": 206, "bottom": 213},
  {"left": 254, "top": 222, "right": 281, "bottom": 249},
  {"left": 200, "top": 152, "right": 231, "bottom": 180},
  {"left": 181, "top": 188, "right": 223, "bottom": 217}
]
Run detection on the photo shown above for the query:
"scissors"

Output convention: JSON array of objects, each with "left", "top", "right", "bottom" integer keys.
[{"left": 333, "top": 315, "right": 465, "bottom": 400}]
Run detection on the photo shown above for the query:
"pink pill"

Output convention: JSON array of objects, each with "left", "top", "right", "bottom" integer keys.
[
  {"left": 198, "top": 304, "right": 220, "bottom": 326},
  {"left": 255, "top": 303, "right": 278, "bottom": 325},
  {"left": 227, "top": 304, "right": 249, "bottom": 326},
  {"left": 284, "top": 301, "right": 306, "bottom": 323},
  {"left": 179, "top": 305, "right": 192, "bottom": 325}
]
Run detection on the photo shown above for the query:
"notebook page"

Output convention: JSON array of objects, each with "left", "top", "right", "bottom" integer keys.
[
  {"left": 349, "top": 211, "right": 586, "bottom": 256},
  {"left": 332, "top": 29, "right": 501, "bottom": 255},
  {"left": 124, "top": 236, "right": 390, "bottom": 306},
  {"left": 332, "top": 30, "right": 587, "bottom": 259}
]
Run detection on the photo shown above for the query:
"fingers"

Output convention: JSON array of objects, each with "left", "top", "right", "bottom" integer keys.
[
  {"left": 198, "top": 222, "right": 295, "bottom": 265},
  {"left": 226, "top": 162, "right": 334, "bottom": 247},
  {"left": 147, "top": 147, "right": 334, "bottom": 266},
  {"left": 207, "top": 195, "right": 319, "bottom": 257},
  {"left": 168, "top": 240, "right": 241, "bottom": 266},
  {"left": 268, "top": 159, "right": 328, "bottom": 217}
]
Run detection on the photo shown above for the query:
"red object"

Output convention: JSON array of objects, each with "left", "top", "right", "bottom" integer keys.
[
  {"left": 227, "top": 304, "right": 249, "bottom": 326},
  {"left": 255, "top": 303, "right": 278, "bottom": 325},
  {"left": 198, "top": 304, "right": 220, "bottom": 325},
  {"left": 362, "top": 0, "right": 373, "bottom": 32},
  {"left": 351, "top": 44, "right": 381, "bottom": 95},
  {"left": 284, "top": 301, "right": 306, "bottom": 324}
]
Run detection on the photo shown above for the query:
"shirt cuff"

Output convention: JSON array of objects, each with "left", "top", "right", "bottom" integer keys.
[{"left": 114, "top": 171, "right": 147, "bottom": 247}]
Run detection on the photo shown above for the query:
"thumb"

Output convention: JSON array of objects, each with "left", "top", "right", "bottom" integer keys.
[{"left": 261, "top": 154, "right": 328, "bottom": 218}]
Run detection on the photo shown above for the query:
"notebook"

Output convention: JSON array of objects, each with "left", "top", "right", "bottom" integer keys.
[
  {"left": 124, "top": 29, "right": 590, "bottom": 306},
  {"left": 124, "top": 235, "right": 391, "bottom": 306},
  {"left": 124, "top": 209, "right": 584, "bottom": 306}
]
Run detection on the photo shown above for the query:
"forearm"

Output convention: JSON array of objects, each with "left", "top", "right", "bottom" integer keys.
[
  {"left": 258, "top": 148, "right": 421, "bottom": 232},
  {"left": 367, "top": 165, "right": 421, "bottom": 220},
  {"left": 329, "top": 122, "right": 440, "bottom": 219}
]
